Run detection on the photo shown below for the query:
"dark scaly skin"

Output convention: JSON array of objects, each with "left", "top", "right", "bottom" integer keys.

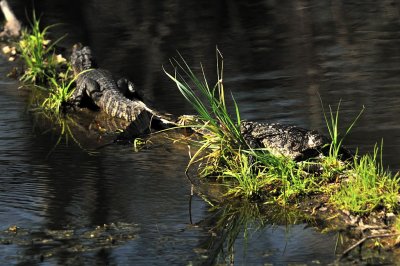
[
  {"left": 72, "top": 68, "right": 148, "bottom": 121},
  {"left": 69, "top": 44, "right": 172, "bottom": 127},
  {"left": 240, "top": 121, "right": 353, "bottom": 161}
]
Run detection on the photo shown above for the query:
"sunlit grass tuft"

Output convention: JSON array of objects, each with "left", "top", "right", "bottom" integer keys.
[
  {"left": 39, "top": 68, "right": 75, "bottom": 115},
  {"left": 18, "top": 11, "right": 66, "bottom": 84},
  {"left": 164, "top": 50, "right": 264, "bottom": 198},
  {"left": 330, "top": 142, "right": 400, "bottom": 213},
  {"left": 222, "top": 151, "right": 270, "bottom": 199},
  {"left": 321, "top": 99, "right": 364, "bottom": 161},
  {"left": 164, "top": 50, "right": 246, "bottom": 171}
]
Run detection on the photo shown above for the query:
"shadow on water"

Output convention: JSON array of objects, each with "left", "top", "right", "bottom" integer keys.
[{"left": 2, "top": 0, "right": 400, "bottom": 264}]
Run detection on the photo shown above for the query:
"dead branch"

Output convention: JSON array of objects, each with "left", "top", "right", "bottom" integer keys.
[
  {"left": 340, "top": 233, "right": 399, "bottom": 259},
  {"left": 0, "top": 0, "right": 21, "bottom": 37}
]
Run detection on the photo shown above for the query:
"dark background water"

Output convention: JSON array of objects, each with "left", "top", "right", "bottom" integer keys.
[
  {"left": 1, "top": 0, "right": 400, "bottom": 264},
  {"left": 22, "top": 0, "right": 400, "bottom": 169}
]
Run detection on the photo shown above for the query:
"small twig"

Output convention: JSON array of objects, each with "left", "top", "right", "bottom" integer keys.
[
  {"left": 357, "top": 224, "right": 389, "bottom": 232},
  {"left": 188, "top": 185, "right": 193, "bottom": 224},
  {"left": 185, "top": 168, "right": 195, "bottom": 185},
  {"left": 340, "top": 233, "right": 399, "bottom": 259}
]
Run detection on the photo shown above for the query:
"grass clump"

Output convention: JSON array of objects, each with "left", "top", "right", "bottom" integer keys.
[
  {"left": 164, "top": 51, "right": 265, "bottom": 198},
  {"left": 331, "top": 143, "right": 400, "bottom": 213},
  {"left": 320, "top": 102, "right": 399, "bottom": 213},
  {"left": 15, "top": 12, "right": 85, "bottom": 115},
  {"left": 18, "top": 12, "right": 67, "bottom": 84},
  {"left": 164, "top": 51, "right": 243, "bottom": 166},
  {"left": 321, "top": 100, "right": 364, "bottom": 167},
  {"left": 221, "top": 151, "right": 270, "bottom": 198},
  {"left": 317, "top": 102, "right": 363, "bottom": 184},
  {"left": 39, "top": 68, "right": 75, "bottom": 115},
  {"left": 165, "top": 50, "right": 243, "bottom": 146}
]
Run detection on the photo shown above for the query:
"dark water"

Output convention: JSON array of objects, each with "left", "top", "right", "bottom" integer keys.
[{"left": 1, "top": 0, "right": 400, "bottom": 264}]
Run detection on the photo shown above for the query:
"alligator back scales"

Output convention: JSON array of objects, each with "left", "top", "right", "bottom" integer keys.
[
  {"left": 75, "top": 69, "right": 150, "bottom": 122},
  {"left": 69, "top": 44, "right": 160, "bottom": 131}
]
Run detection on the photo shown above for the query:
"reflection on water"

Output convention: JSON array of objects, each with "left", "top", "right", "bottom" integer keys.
[
  {"left": 1, "top": 0, "right": 400, "bottom": 264},
  {"left": 193, "top": 201, "right": 337, "bottom": 265}
]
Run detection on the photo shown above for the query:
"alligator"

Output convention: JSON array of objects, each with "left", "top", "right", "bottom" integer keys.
[
  {"left": 69, "top": 44, "right": 175, "bottom": 134},
  {"left": 176, "top": 115, "right": 352, "bottom": 161},
  {"left": 240, "top": 121, "right": 353, "bottom": 161}
]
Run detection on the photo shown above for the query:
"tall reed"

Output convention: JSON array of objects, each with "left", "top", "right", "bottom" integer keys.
[{"left": 164, "top": 50, "right": 246, "bottom": 174}]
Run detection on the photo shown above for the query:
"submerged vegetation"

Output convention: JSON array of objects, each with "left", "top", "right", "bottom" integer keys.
[{"left": 165, "top": 51, "right": 400, "bottom": 216}]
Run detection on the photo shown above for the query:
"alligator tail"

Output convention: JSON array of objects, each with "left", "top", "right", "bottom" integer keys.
[
  {"left": 98, "top": 90, "right": 150, "bottom": 125},
  {"left": 98, "top": 90, "right": 177, "bottom": 130}
]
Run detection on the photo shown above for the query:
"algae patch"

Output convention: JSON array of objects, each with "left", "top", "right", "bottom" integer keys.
[{"left": 0, "top": 223, "right": 139, "bottom": 263}]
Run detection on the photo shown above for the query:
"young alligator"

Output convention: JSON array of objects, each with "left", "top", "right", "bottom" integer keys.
[
  {"left": 240, "top": 121, "right": 353, "bottom": 161},
  {"left": 69, "top": 44, "right": 175, "bottom": 132},
  {"left": 177, "top": 115, "right": 352, "bottom": 161}
]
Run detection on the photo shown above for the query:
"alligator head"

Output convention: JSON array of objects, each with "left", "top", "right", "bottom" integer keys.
[{"left": 70, "top": 43, "right": 97, "bottom": 74}]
